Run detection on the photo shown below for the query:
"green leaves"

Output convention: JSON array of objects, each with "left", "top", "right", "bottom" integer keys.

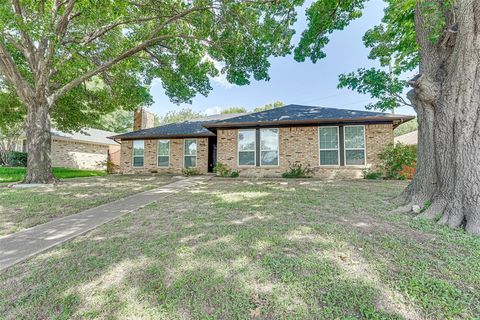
[
  {"left": 294, "top": 0, "right": 366, "bottom": 63},
  {"left": 338, "top": 68, "right": 409, "bottom": 111}
]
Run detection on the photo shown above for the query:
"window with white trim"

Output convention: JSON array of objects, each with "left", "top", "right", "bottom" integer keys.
[
  {"left": 260, "top": 128, "right": 279, "bottom": 166},
  {"left": 184, "top": 139, "right": 197, "bottom": 168},
  {"left": 238, "top": 130, "right": 256, "bottom": 166},
  {"left": 132, "top": 140, "right": 144, "bottom": 167},
  {"left": 344, "top": 125, "right": 365, "bottom": 165},
  {"left": 319, "top": 127, "right": 339, "bottom": 165},
  {"left": 157, "top": 140, "right": 170, "bottom": 167}
]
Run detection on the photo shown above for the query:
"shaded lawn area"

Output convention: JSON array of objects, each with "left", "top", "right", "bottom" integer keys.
[
  {"left": 0, "top": 167, "right": 107, "bottom": 183},
  {"left": 0, "top": 175, "right": 173, "bottom": 236},
  {"left": 1, "top": 179, "right": 479, "bottom": 319}
]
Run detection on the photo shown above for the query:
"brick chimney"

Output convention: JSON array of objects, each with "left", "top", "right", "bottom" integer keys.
[{"left": 133, "top": 107, "right": 155, "bottom": 130}]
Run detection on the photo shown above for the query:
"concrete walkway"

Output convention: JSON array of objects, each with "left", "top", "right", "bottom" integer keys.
[{"left": 0, "top": 176, "right": 211, "bottom": 271}]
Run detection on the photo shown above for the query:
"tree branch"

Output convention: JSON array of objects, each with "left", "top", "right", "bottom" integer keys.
[{"left": 0, "top": 41, "right": 34, "bottom": 103}]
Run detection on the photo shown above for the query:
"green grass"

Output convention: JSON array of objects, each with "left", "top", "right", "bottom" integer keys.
[
  {"left": 0, "top": 175, "right": 173, "bottom": 235},
  {"left": 0, "top": 167, "right": 107, "bottom": 183},
  {"left": 1, "top": 179, "right": 479, "bottom": 319}
]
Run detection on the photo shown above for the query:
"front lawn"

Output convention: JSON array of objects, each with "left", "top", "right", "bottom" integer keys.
[
  {"left": 1, "top": 179, "right": 479, "bottom": 319},
  {"left": 0, "top": 167, "right": 107, "bottom": 183},
  {"left": 0, "top": 175, "right": 173, "bottom": 236}
]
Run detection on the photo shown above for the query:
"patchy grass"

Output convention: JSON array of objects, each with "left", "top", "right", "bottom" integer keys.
[
  {"left": 0, "top": 167, "right": 107, "bottom": 183},
  {"left": 0, "top": 175, "right": 173, "bottom": 235},
  {"left": 1, "top": 179, "right": 479, "bottom": 319}
]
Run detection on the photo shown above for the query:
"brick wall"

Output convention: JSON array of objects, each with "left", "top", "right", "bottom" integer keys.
[
  {"left": 51, "top": 139, "right": 110, "bottom": 170},
  {"left": 120, "top": 137, "right": 209, "bottom": 174},
  {"left": 217, "top": 124, "right": 393, "bottom": 178}
]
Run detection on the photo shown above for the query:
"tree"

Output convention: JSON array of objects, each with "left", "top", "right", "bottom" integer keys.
[
  {"left": 296, "top": 0, "right": 480, "bottom": 234},
  {"left": 253, "top": 101, "right": 284, "bottom": 112},
  {"left": 0, "top": 0, "right": 299, "bottom": 183},
  {"left": 158, "top": 108, "right": 205, "bottom": 125},
  {"left": 0, "top": 89, "right": 24, "bottom": 164},
  {"left": 95, "top": 110, "right": 134, "bottom": 134},
  {"left": 221, "top": 107, "right": 247, "bottom": 114}
]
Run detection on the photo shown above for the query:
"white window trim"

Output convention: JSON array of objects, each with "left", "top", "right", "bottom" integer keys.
[
  {"left": 343, "top": 125, "right": 367, "bottom": 167},
  {"left": 132, "top": 140, "right": 145, "bottom": 168},
  {"left": 260, "top": 128, "right": 280, "bottom": 167},
  {"left": 183, "top": 138, "right": 197, "bottom": 168},
  {"left": 237, "top": 129, "right": 256, "bottom": 167},
  {"left": 157, "top": 139, "right": 170, "bottom": 168},
  {"left": 318, "top": 126, "right": 340, "bottom": 166}
]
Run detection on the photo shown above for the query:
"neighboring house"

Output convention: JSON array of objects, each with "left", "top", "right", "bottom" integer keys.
[
  {"left": 17, "top": 128, "right": 120, "bottom": 170},
  {"left": 394, "top": 130, "right": 418, "bottom": 145},
  {"left": 110, "top": 105, "right": 414, "bottom": 178}
]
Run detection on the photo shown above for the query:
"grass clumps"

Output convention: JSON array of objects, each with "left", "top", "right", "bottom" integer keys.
[{"left": 282, "top": 163, "right": 313, "bottom": 178}]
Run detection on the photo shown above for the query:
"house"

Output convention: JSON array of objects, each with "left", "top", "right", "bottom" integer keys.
[
  {"left": 17, "top": 128, "right": 120, "bottom": 170},
  {"left": 394, "top": 130, "right": 418, "bottom": 145},
  {"left": 110, "top": 105, "right": 415, "bottom": 178}
]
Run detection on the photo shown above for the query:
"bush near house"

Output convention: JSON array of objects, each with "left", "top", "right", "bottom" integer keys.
[
  {"left": 0, "top": 167, "right": 107, "bottom": 183},
  {"left": 364, "top": 143, "right": 417, "bottom": 180},
  {"left": 213, "top": 162, "right": 239, "bottom": 178},
  {"left": 282, "top": 163, "right": 313, "bottom": 178},
  {"left": 6, "top": 151, "right": 28, "bottom": 167}
]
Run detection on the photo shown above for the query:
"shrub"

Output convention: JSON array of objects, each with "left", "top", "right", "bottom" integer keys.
[
  {"left": 213, "top": 162, "right": 239, "bottom": 178},
  {"left": 362, "top": 169, "right": 383, "bottom": 180},
  {"left": 6, "top": 151, "right": 28, "bottom": 167},
  {"left": 378, "top": 143, "right": 416, "bottom": 180},
  {"left": 282, "top": 163, "right": 313, "bottom": 178},
  {"left": 183, "top": 167, "right": 200, "bottom": 176}
]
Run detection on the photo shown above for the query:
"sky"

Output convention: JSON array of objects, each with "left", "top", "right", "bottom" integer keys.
[{"left": 149, "top": 0, "right": 415, "bottom": 117}]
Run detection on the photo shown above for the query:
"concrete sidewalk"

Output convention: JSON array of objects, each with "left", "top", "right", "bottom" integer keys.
[{"left": 0, "top": 176, "right": 211, "bottom": 271}]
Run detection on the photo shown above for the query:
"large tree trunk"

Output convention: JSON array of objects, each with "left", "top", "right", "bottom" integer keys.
[
  {"left": 23, "top": 102, "right": 55, "bottom": 184},
  {"left": 401, "top": 1, "right": 480, "bottom": 235}
]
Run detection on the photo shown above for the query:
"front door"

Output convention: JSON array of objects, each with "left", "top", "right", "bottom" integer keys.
[{"left": 208, "top": 136, "right": 217, "bottom": 173}]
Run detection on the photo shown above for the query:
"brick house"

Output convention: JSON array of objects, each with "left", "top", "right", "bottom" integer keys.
[
  {"left": 16, "top": 128, "right": 120, "bottom": 170},
  {"left": 111, "top": 105, "right": 414, "bottom": 178}
]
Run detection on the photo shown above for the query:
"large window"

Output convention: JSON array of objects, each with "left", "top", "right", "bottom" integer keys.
[
  {"left": 184, "top": 139, "right": 197, "bottom": 168},
  {"left": 319, "top": 127, "right": 339, "bottom": 165},
  {"left": 238, "top": 130, "right": 256, "bottom": 166},
  {"left": 344, "top": 125, "right": 365, "bottom": 165},
  {"left": 260, "top": 128, "right": 279, "bottom": 166},
  {"left": 132, "top": 140, "right": 144, "bottom": 167},
  {"left": 157, "top": 140, "right": 170, "bottom": 167}
]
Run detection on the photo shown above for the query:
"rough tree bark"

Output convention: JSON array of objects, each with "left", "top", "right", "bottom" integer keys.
[
  {"left": 23, "top": 101, "right": 55, "bottom": 184},
  {"left": 399, "top": 1, "right": 480, "bottom": 234}
]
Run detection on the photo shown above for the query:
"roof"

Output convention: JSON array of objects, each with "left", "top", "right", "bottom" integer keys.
[
  {"left": 110, "top": 121, "right": 216, "bottom": 140},
  {"left": 394, "top": 130, "right": 418, "bottom": 145},
  {"left": 51, "top": 128, "right": 119, "bottom": 146},
  {"left": 110, "top": 113, "right": 246, "bottom": 140},
  {"left": 205, "top": 104, "right": 415, "bottom": 128},
  {"left": 110, "top": 104, "right": 415, "bottom": 140}
]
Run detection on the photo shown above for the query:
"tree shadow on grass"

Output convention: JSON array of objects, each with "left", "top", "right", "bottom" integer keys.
[{"left": 0, "top": 179, "right": 459, "bottom": 319}]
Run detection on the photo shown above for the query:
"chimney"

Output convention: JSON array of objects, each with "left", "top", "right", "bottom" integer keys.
[{"left": 133, "top": 107, "right": 155, "bottom": 130}]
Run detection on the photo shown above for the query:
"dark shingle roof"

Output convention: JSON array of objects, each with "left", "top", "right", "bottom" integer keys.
[
  {"left": 110, "top": 121, "right": 216, "bottom": 140},
  {"left": 110, "top": 105, "right": 415, "bottom": 140},
  {"left": 205, "top": 104, "right": 414, "bottom": 128}
]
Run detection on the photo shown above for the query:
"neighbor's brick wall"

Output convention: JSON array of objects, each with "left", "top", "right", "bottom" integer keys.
[
  {"left": 217, "top": 124, "right": 393, "bottom": 178},
  {"left": 51, "top": 139, "right": 110, "bottom": 170},
  {"left": 120, "top": 138, "right": 208, "bottom": 174}
]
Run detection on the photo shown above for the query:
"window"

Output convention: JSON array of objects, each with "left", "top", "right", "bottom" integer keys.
[
  {"left": 132, "top": 140, "right": 144, "bottom": 167},
  {"left": 319, "top": 127, "right": 339, "bottom": 165},
  {"left": 238, "top": 130, "right": 256, "bottom": 166},
  {"left": 260, "top": 128, "right": 279, "bottom": 166},
  {"left": 184, "top": 139, "right": 197, "bottom": 168},
  {"left": 344, "top": 125, "right": 365, "bottom": 165},
  {"left": 157, "top": 140, "right": 170, "bottom": 167}
]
